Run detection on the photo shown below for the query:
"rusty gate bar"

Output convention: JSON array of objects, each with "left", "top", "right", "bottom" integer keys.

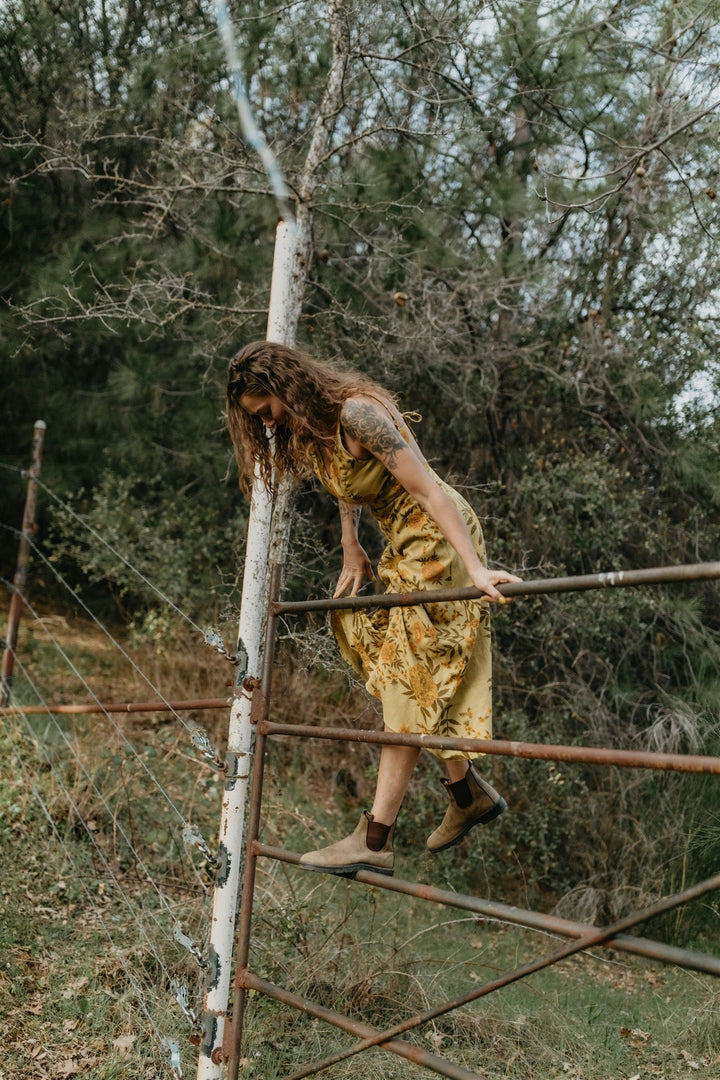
[
  {"left": 264, "top": 722, "right": 720, "bottom": 775},
  {"left": 241, "top": 971, "right": 487, "bottom": 1080},
  {"left": 276, "top": 869, "right": 720, "bottom": 1080},
  {"left": 0, "top": 698, "right": 229, "bottom": 716},
  {"left": 272, "top": 561, "right": 720, "bottom": 615},
  {"left": 254, "top": 843, "right": 720, "bottom": 978},
  {"left": 228, "top": 560, "right": 720, "bottom": 1079}
]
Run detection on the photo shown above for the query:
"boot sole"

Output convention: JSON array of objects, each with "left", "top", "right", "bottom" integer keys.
[
  {"left": 427, "top": 797, "right": 507, "bottom": 854},
  {"left": 301, "top": 861, "right": 394, "bottom": 877}
]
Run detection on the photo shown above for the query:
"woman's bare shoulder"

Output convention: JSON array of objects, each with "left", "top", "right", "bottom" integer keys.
[
  {"left": 339, "top": 396, "right": 404, "bottom": 459},
  {"left": 342, "top": 393, "right": 403, "bottom": 423}
]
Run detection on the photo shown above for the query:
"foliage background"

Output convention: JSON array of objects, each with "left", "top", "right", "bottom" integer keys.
[{"left": 2, "top": 0, "right": 720, "bottom": 925}]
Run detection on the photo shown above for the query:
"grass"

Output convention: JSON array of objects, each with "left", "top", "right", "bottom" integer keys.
[
  {"left": 0, "top": 597, "right": 719, "bottom": 1078},
  {"left": 0, "top": 762, "right": 198, "bottom": 1079},
  {"left": 237, "top": 852, "right": 720, "bottom": 1079}
]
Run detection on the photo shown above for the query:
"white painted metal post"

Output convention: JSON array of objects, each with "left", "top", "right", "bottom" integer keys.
[
  {"left": 198, "top": 1, "right": 348, "bottom": 1070},
  {"left": 197, "top": 220, "right": 297, "bottom": 1079}
]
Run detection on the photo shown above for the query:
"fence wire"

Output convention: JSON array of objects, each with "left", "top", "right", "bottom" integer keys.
[
  {"left": 2, "top": 464, "right": 720, "bottom": 1079},
  {"left": 0, "top": 476, "right": 238, "bottom": 1075}
]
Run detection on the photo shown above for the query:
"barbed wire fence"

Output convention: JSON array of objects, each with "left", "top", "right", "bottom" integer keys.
[
  {"left": 0, "top": 457, "right": 242, "bottom": 1077},
  {"left": 3, "top": 449, "right": 720, "bottom": 1078}
]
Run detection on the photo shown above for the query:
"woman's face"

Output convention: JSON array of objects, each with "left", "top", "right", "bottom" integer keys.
[{"left": 239, "top": 393, "right": 288, "bottom": 430}]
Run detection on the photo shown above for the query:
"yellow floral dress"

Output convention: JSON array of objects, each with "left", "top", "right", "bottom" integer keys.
[{"left": 314, "top": 415, "right": 492, "bottom": 761}]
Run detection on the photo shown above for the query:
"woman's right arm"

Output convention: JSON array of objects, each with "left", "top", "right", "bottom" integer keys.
[
  {"left": 340, "top": 396, "right": 521, "bottom": 601},
  {"left": 334, "top": 501, "right": 375, "bottom": 597}
]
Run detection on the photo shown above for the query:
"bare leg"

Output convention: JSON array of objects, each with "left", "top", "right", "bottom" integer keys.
[
  {"left": 370, "top": 739, "right": 420, "bottom": 824},
  {"left": 371, "top": 751, "right": 474, "bottom": 821}
]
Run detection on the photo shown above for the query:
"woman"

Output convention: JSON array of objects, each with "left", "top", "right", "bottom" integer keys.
[{"left": 226, "top": 340, "right": 520, "bottom": 877}]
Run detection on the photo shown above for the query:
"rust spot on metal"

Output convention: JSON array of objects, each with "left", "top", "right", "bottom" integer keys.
[
  {"left": 220, "top": 1012, "right": 236, "bottom": 1061},
  {"left": 249, "top": 683, "right": 265, "bottom": 726},
  {"left": 261, "top": 721, "right": 720, "bottom": 775}
]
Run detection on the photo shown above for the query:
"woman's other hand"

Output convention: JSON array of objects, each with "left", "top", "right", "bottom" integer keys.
[
  {"left": 334, "top": 542, "right": 375, "bottom": 597},
  {"left": 469, "top": 565, "right": 522, "bottom": 603}
]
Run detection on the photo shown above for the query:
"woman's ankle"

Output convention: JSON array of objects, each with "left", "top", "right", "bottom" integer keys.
[{"left": 445, "top": 759, "right": 472, "bottom": 784}]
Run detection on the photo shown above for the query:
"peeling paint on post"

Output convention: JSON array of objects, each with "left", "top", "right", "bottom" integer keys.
[
  {"left": 196, "top": 468, "right": 272, "bottom": 1080},
  {"left": 197, "top": 221, "right": 298, "bottom": 1079},
  {"left": 200, "top": 4, "right": 349, "bottom": 1069}
]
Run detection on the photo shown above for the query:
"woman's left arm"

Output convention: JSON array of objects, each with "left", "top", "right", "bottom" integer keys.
[
  {"left": 341, "top": 398, "right": 521, "bottom": 602},
  {"left": 335, "top": 500, "right": 375, "bottom": 598}
]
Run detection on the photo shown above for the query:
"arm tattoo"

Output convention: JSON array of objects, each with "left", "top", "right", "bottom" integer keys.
[
  {"left": 342, "top": 399, "right": 406, "bottom": 468},
  {"left": 339, "top": 501, "right": 361, "bottom": 530}
]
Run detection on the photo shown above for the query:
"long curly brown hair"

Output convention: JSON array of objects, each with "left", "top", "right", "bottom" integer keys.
[{"left": 226, "top": 341, "right": 397, "bottom": 496}]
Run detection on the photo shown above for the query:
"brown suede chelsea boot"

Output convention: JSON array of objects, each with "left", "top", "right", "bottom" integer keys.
[{"left": 300, "top": 811, "right": 395, "bottom": 876}]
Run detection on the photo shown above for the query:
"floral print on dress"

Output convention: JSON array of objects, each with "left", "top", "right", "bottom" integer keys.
[{"left": 314, "top": 416, "right": 492, "bottom": 760}]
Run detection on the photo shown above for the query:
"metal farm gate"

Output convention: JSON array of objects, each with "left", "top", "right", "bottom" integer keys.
[{"left": 221, "top": 561, "right": 720, "bottom": 1079}]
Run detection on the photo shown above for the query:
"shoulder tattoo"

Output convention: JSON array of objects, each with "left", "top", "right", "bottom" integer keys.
[{"left": 342, "top": 399, "right": 406, "bottom": 467}]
